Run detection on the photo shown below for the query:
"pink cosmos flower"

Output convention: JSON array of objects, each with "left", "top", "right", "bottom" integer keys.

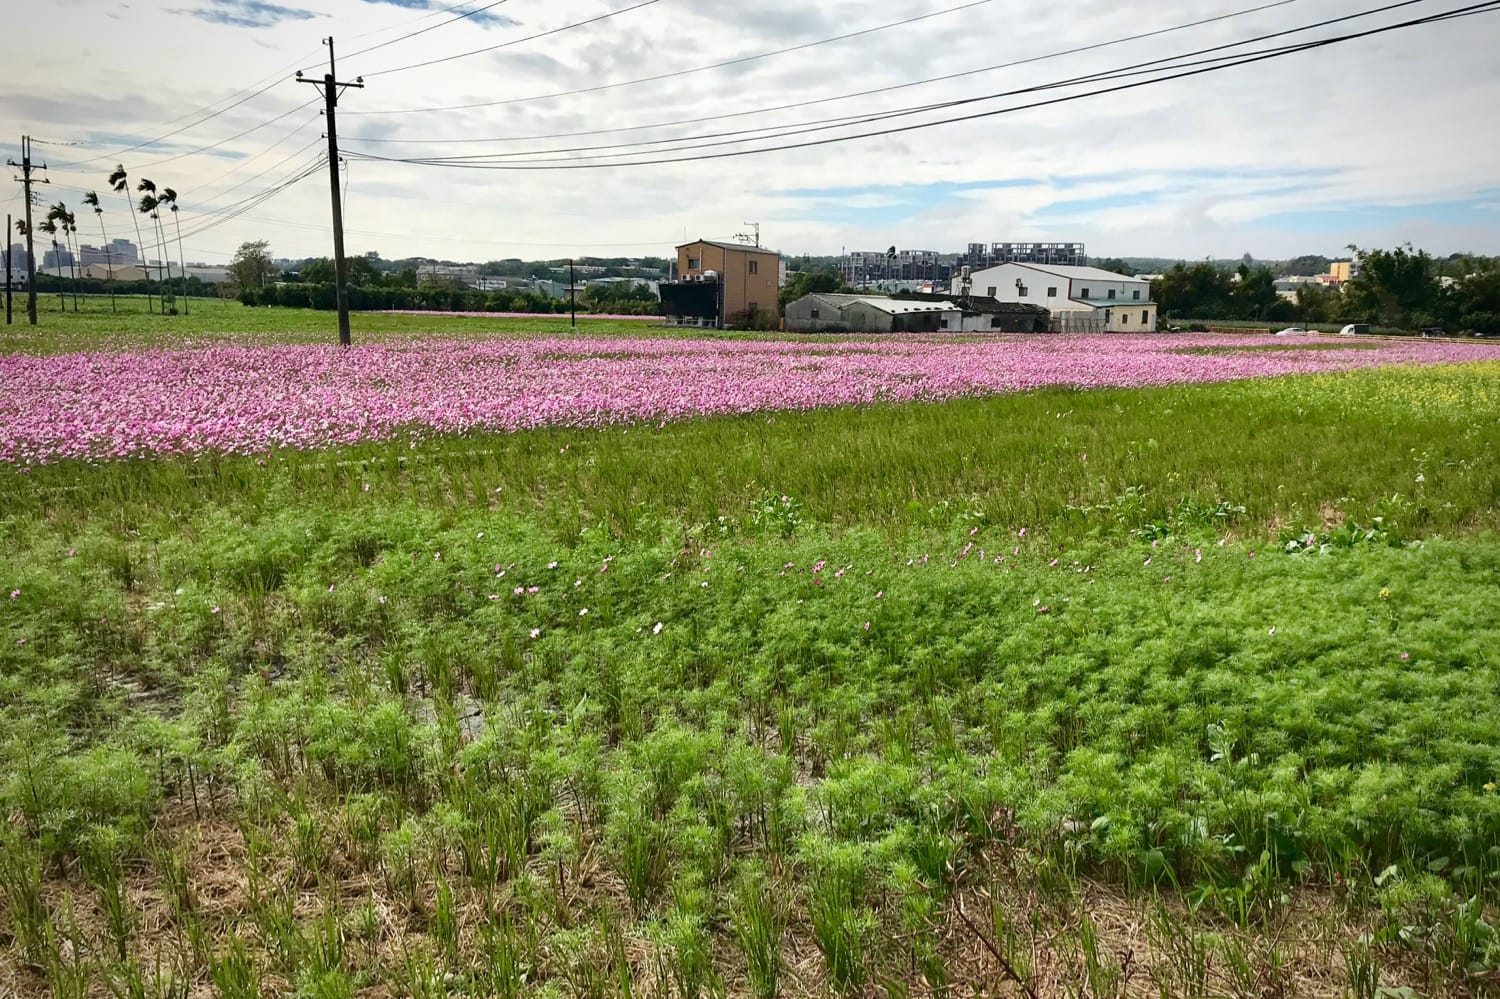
[
  {"left": 863, "top": 621, "right": 871, "bottom": 631},
  {"left": 514, "top": 586, "right": 524, "bottom": 595},
  {"left": 211, "top": 607, "right": 221, "bottom": 614},
  {"left": 1400, "top": 652, "right": 1410, "bottom": 660},
  {"left": 8, "top": 590, "right": 17, "bottom": 600},
  {"left": 530, "top": 628, "right": 540, "bottom": 639}
]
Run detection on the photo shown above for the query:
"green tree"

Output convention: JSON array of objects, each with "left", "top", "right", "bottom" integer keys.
[
  {"left": 1233, "top": 264, "right": 1280, "bottom": 320},
  {"left": 1452, "top": 257, "right": 1500, "bottom": 335},
  {"left": 778, "top": 269, "right": 848, "bottom": 312},
  {"left": 228, "top": 240, "right": 277, "bottom": 293},
  {"left": 1153, "top": 262, "right": 1235, "bottom": 320},
  {"left": 1095, "top": 257, "right": 1134, "bottom": 276},
  {"left": 1343, "top": 244, "right": 1442, "bottom": 328},
  {"left": 1282, "top": 254, "right": 1330, "bottom": 277}
]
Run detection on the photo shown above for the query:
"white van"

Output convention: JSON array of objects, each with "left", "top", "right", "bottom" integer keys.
[{"left": 1338, "top": 324, "right": 1371, "bottom": 337}]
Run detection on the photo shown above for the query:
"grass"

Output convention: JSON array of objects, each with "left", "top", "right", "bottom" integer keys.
[
  {"left": 2, "top": 338, "right": 1499, "bottom": 994},
  {"left": 0, "top": 296, "right": 662, "bottom": 354}
]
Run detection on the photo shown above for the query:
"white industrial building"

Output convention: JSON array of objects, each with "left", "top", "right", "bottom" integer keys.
[{"left": 953, "top": 263, "right": 1156, "bottom": 332}]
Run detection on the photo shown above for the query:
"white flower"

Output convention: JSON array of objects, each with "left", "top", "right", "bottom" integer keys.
[{"left": 653, "top": 622, "right": 664, "bottom": 635}]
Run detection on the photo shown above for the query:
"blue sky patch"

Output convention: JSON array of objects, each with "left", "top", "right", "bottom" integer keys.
[{"left": 180, "top": 0, "right": 320, "bottom": 28}]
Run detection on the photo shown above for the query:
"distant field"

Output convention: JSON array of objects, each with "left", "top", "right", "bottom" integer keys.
[
  {"left": 0, "top": 296, "right": 666, "bottom": 353},
  {"left": 3, "top": 321, "right": 1499, "bottom": 996}
]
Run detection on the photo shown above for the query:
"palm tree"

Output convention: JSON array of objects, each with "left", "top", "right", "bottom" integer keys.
[
  {"left": 109, "top": 165, "right": 154, "bottom": 314},
  {"left": 83, "top": 191, "right": 116, "bottom": 314},
  {"left": 50, "top": 204, "right": 81, "bottom": 313},
  {"left": 38, "top": 217, "right": 64, "bottom": 310},
  {"left": 137, "top": 178, "right": 173, "bottom": 313},
  {"left": 159, "top": 187, "right": 189, "bottom": 315}
]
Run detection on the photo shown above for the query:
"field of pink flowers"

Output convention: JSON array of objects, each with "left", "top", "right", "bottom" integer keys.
[{"left": 3, "top": 334, "right": 1497, "bottom": 465}]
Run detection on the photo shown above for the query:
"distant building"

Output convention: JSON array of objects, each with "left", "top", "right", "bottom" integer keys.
[
  {"left": 784, "top": 293, "right": 963, "bottom": 333},
  {"left": 79, "top": 239, "right": 139, "bottom": 267},
  {"left": 1327, "top": 260, "right": 1357, "bottom": 284},
  {"left": 955, "top": 262, "right": 1155, "bottom": 332},
  {"left": 82, "top": 263, "right": 149, "bottom": 281},
  {"left": 961, "top": 242, "right": 1087, "bottom": 269},
  {"left": 894, "top": 292, "right": 1051, "bottom": 332},
  {"left": 42, "top": 245, "right": 75, "bottom": 270},
  {"left": 661, "top": 239, "right": 781, "bottom": 327},
  {"left": 417, "top": 263, "right": 481, "bottom": 287},
  {"left": 841, "top": 249, "right": 951, "bottom": 288}
]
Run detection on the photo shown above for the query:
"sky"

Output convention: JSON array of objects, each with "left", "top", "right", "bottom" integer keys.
[{"left": 3, "top": 0, "right": 1499, "bottom": 265}]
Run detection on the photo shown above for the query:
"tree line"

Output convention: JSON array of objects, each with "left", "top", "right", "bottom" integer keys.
[
  {"left": 230, "top": 241, "right": 661, "bottom": 315},
  {"left": 1153, "top": 245, "right": 1499, "bottom": 334}
]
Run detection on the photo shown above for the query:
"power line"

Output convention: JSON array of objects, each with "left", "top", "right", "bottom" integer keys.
[
  {"left": 357, "top": 0, "right": 669, "bottom": 78},
  {"left": 348, "top": 0, "right": 1431, "bottom": 164},
  {"left": 346, "top": 0, "right": 1304, "bottom": 140},
  {"left": 350, "top": 0, "right": 1004, "bottom": 110},
  {"left": 127, "top": 99, "right": 322, "bottom": 170},
  {"left": 345, "top": 2, "right": 1498, "bottom": 171},
  {"left": 343, "top": 0, "right": 514, "bottom": 60}
]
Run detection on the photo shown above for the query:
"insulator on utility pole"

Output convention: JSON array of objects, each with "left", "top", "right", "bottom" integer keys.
[
  {"left": 298, "top": 40, "right": 363, "bottom": 346},
  {"left": 8, "top": 135, "right": 47, "bottom": 325}
]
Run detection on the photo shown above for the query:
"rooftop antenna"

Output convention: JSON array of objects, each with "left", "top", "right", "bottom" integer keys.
[{"left": 734, "top": 222, "right": 760, "bottom": 247}]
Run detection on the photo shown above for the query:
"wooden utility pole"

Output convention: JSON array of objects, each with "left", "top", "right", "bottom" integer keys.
[
  {"left": 4, "top": 213, "right": 11, "bottom": 324},
  {"left": 7, "top": 136, "right": 46, "bottom": 325},
  {"left": 298, "top": 40, "right": 363, "bottom": 346},
  {"left": 570, "top": 259, "right": 577, "bottom": 327}
]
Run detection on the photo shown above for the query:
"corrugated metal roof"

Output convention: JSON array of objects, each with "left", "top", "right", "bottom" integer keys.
[
  {"left": 979, "top": 262, "right": 1148, "bottom": 282},
  {"left": 679, "top": 238, "right": 782, "bottom": 256}
]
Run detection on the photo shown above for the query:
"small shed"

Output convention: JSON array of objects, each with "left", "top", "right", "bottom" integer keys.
[
  {"left": 892, "top": 292, "right": 1051, "bottom": 332},
  {"left": 784, "top": 293, "right": 962, "bottom": 333}
]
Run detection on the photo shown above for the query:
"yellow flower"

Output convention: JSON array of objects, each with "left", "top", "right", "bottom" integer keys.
[
  {"left": 1486, "top": 782, "right": 1498, "bottom": 794},
  {"left": 1379, "top": 588, "right": 1391, "bottom": 600}
]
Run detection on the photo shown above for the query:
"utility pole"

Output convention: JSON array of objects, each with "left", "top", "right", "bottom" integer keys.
[
  {"left": 8, "top": 136, "right": 47, "bottom": 325},
  {"left": 569, "top": 258, "right": 576, "bottom": 328},
  {"left": 298, "top": 40, "right": 362, "bottom": 346},
  {"left": 4, "top": 213, "right": 10, "bottom": 324}
]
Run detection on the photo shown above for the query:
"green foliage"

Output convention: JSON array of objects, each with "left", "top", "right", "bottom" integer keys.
[{"left": 4, "top": 361, "right": 1500, "bottom": 993}]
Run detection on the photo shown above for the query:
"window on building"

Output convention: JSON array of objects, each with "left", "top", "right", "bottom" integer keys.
[
  {"left": 1080, "top": 287, "right": 1090, "bottom": 299},
  {"left": 1018, "top": 285, "right": 1029, "bottom": 296},
  {"left": 939, "top": 318, "right": 949, "bottom": 329},
  {"left": 987, "top": 286, "right": 997, "bottom": 297},
  {"left": 687, "top": 256, "right": 700, "bottom": 270},
  {"left": 1132, "top": 289, "right": 1141, "bottom": 300},
  {"left": 1142, "top": 310, "right": 1149, "bottom": 325},
  {"left": 1107, "top": 289, "right": 1116, "bottom": 300},
  {"left": 749, "top": 260, "right": 759, "bottom": 274},
  {"left": 1047, "top": 286, "right": 1057, "bottom": 297},
  {"left": 810, "top": 308, "right": 820, "bottom": 319},
  {"left": 1122, "top": 313, "right": 1130, "bottom": 326}
]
